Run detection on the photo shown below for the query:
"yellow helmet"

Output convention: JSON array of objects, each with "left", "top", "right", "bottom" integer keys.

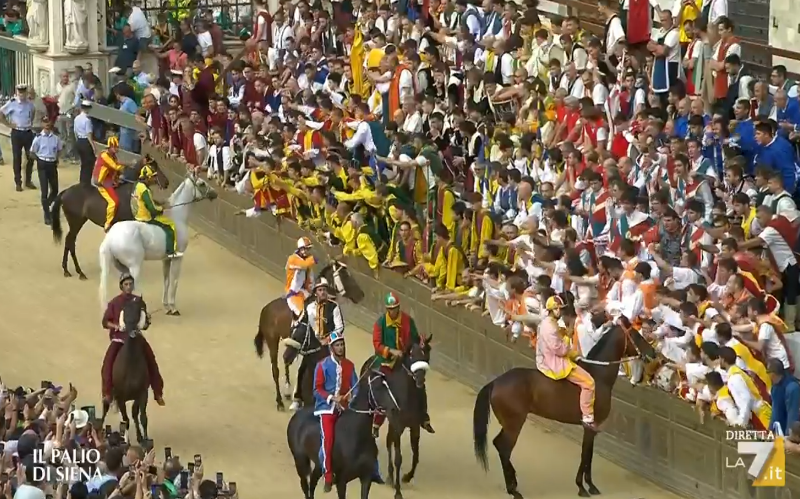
[
  {"left": 545, "top": 295, "right": 565, "bottom": 312},
  {"left": 107, "top": 136, "right": 119, "bottom": 148},
  {"left": 139, "top": 165, "right": 156, "bottom": 180}
]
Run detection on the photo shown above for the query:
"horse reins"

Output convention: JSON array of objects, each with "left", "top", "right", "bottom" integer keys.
[{"left": 575, "top": 323, "right": 644, "bottom": 366}]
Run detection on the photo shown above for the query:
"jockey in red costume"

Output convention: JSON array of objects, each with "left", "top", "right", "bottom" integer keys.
[{"left": 101, "top": 274, "right": 165, "bottom": 406}]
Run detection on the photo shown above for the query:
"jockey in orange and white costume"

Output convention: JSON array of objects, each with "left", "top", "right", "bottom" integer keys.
[
  {"left": 536, "top": 296, "right": 597, "bottom": 430},
  {"left": 286, "top": 237, "right": 317, "bottom": 322}
]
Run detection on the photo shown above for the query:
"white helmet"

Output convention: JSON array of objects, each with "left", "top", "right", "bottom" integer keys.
[
  {"left": 297, "top": 237, "right": 312, "bottom": 249},
  {"left": 314, "top": 278, "right": 330, "bottom": 290}
]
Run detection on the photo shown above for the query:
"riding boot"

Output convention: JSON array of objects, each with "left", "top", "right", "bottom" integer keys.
[
  {"left": 142, "top": 338, "right": 165, "bottom": 405},
  {"left": 101, "top": 342, "right": 123, "bottom": 401},
  {"left": 418, "top": 385, "right": 435, "bottom": 433}
]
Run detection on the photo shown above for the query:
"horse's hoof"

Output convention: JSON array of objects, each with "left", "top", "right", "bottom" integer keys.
[
  {"left": 277, "top": 402, "right": 286, "bottom": 412},
  {"left": 401, "top": 473, "right": 413, "bottom": 484},
  {"left": 578, "top": 489, "right": 590, "bottom": 497},
  {"left": 588, "top": 485, "right": 601, "bottom": 495},
  {"left": 511, "top": 492, "right": 524, "bottom": 499},
  {"left": 385, "top": 476, "right": 394, "bottom": 487},
  {"left": 63, "top": 270, "right": 72, "bottom": 278},
  {"left": 172, "top": 310, "right": 181, "bottom": 316},
  {"left": 79, "top": 274, "right": 87, "bottom": 281},
  {"left": 394, "top": 493, "right": 403, "bottom": 499}
]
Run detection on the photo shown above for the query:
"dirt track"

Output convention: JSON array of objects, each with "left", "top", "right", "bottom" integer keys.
[{"left": 0, "top": 148, "right": 680, "bottom": 498}]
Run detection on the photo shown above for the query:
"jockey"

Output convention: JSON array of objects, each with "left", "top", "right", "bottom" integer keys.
[
  {"left": 372, "top": 292, "right": 434, "bottom": 436},
  {"left": 101, "top": 274, "right": 165, "bottom": 406},
  {"left": 286, "top": 237, "right": 317, "bottom": 323},
  {"left": 313, "top": 330, "right": 357, "bottom": 493},
  {"left": 536, "top": 296, "right": 597, "bottom": 431},
  {"left": 288, "top": 277, "right": 345, "bottom": 411},
  {"left": 92, "top": 136, "right": 125, "bottom": 231},
  {"left": 134, "top": 165, "right": 182, "bottom": 259}
]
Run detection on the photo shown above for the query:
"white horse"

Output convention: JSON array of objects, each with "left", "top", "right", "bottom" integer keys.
[{"left": 99, "top": 172, "right": 218, "bottom": 316}]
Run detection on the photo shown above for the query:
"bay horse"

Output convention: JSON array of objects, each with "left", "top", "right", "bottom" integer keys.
[
  {"left": 51, "top": 155, "right": 169, "bottom": 280},
  {"left": 287, "top": 367, "right": 399, "bottom": 499},
  {"left": 282, "top": 316, "right": 328, "bottom": 409},
  {"left": 472, "top": 312, "right": 657, "bottom": 498},
  {"left": 253, "top": 261, "right": 364, "bottom": 411},
  {"left": 100, "top": 295, "right": 151, "bottom": 443},
  {"left": 98, "top": 173, "right": 217, "bottom": 316},
  {"left": 360, "top": 338, "right": 433, "bottom": 499}
]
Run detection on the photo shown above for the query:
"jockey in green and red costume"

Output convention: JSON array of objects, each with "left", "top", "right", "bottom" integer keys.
[{"left": 372, "top": 291, "right": 434, "bottom": 435}]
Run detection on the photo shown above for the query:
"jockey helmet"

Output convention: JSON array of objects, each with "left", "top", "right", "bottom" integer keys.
[
  {"left": 139, "top": 165, "right": 156, "bottom": 180},
  {"left": 329, "top": 330, "right": 344, "bottom": 344},
  {"left": 297, "top": 237, "right": 312, "bottom": 249},
  {"left": 545, "top": 295, "right": 565, "bottom": 312},
  {"left": 384, "top": 291, "right": 400, "bottom": 308},
  {"left": 107, "top": 136, "right": 119, "bottom": 149},
  {"left": 314, "top": 278, "right": 330, "bottom": 290},
  {"left": 119, "top": 273, "right": 134, "bottom": 285}
]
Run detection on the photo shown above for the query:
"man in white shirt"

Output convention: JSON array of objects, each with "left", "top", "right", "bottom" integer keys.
[
  {"left": 197, "top": 21, "right": 214, "bottom": 57},
  {"left": 127, "top": 2, "right": 152, "bottom": 48},
  {"left": 55, "top": 70, "right": 77, "bottom": 161}
]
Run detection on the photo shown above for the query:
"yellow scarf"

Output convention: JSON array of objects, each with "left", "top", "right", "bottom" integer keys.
[
  {"left": 303, "top": 131, "right": 314, "bottom": 151},
  {"left": 742, "top": 207, "right": 757, "bottom": 239}
]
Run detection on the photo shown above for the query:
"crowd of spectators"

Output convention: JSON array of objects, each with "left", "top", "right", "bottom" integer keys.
[
  {"left": 0, "top": 380, "right": 237, "bottom": 499},
  {"left": 10, "top": 0, "right": 800, "bottom": 438}
]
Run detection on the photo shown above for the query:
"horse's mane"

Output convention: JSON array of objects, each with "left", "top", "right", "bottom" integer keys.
[{"left": 585, "top": 322, "right": 617, "bottom": 360}]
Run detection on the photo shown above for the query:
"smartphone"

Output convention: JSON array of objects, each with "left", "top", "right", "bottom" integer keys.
[
  {"left": 40, "top": 380, "right": 51, "bottom": 389},
  {"left": 229, "top": 482, "right": 237, "bottom": 495},
  {"left": 142, "top": 439, "right": 154, "bottom": 452},
  {"left": 194, "top": 454, "right": 202, "bottom": 467},
  {"left": 148, "top": 466, "right": 158, "bottom": 475},
  {"left": 150, "top": 485, "right": 158, "bottom": 498},
  {"left": 187, "top": 463, "right": 195, "bottom": 474},
  {"left": 9, "top": 476, "right": 17, "bottom": 490},
  {"left": 179, "top": 471, "right": 189, "bottom": 489},
  {"left": 119, "top": 421, "right": 128, "bottom": 434},
  {"left": 164, "top": 447, "right": 172, "bottom": 459},
  {"left": 0, "top": 473, "right": 8, "bottom": 485},
  {"left": 216, "top": 472, "right": 224, "bottom": 488},
  {"left": 81, "top": 406, "right": 96, "bottom": 422},
  {"left": 105, "top": 425, "right": 112, "bottom": 438}
]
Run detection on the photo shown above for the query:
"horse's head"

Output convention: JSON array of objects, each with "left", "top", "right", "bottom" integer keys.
[
  {"left": 587, "top": 319, "right": 657, "bottom": 367},
  {"left": 319, "top": 260, "right": 364, "bottom": 304},
  {"left": 362, "top": 370, "right": 401, "bottom": 415},
  {"left": 140, "top": 155, "right": 169, "bottom": 190},
  {"left": 281, "top": 316, "right": 321, "bottom": 365},
  {"left": 406, "top": 334, "right": 433, "bottom": 388},
  {"left": 118, "top": 296, "right": 148, "bottom": 339},
  {"left": 184, "top": 171, "right": 218, "bottom": 202}
]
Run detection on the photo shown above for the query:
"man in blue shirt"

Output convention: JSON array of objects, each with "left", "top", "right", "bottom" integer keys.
[
  {"left": 117, "top": 89, "right": 140, "bottom": 154},
  {"left": 73, "top": 100, "right": 96, "bottom": 185},
  {"left": 0, "top": 84, "right": 37, "bottom": 191},
  {"left": 30, "top": 117, "right": 63, "bottom": 225},
  {"left": 768, "top": 358, "right": 800, "bottom": 434},
  {"left": 753, "top": 121, "right": 798, "bottom": 194}
]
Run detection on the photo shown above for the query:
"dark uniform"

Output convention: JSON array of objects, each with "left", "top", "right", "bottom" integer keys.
[
  {"left": 29, "top": 121, "right": 63, "bottom": 224},
  {"left": 73, "top": 102, "right": 96, "bottom": 185}
]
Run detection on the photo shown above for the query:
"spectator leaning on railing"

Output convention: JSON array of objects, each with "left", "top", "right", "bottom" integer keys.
[{"left": 0, "top": 379, "right": 238, "bottom": 499}]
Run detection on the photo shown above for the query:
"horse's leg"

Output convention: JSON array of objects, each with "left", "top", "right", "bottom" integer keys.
[
  {"left": 100, "top": 398, "right": 111, "bottom": 427},
  {"left": 166, "top": 258, "right": 183, "bottom": 316},
  {"left": 309, "top": 463, "right": 323, "bottom": 499},
  {"left": 385, "top": 429, "right": 394, "bottom": 487},
  {"left": 583, "top": 428, "right": 600, "bottom": 495},
  {"left": 401, "top": 425, "right": 420, "bottom": 483},
  {"left": 335, "top": 481, "right": 347, "bottom": 499},
  {"left": 390, "top": 429, "right": 403, "bottom": 499},
  {"left": 132, "top": 398, "right": 143, "bottom": 443},
  {"left": 119, "top": 401, "right": 130, "bottom": 427},
  {"left": 283, "top": 359, "right": 293, "bottom": 400},
  {"left": 359, "top": 474, "right": 372, "bottom": 499},
  {"left": 294, "top": 457, "right": 311, "bottom": 499},
  {"left": 162, "top": 260, "right": 171, "bottom": 314},
  {"left": 65, "top": 216, "right": 88, "bottom": 280},
  {"left": 492, "top": 414, "right": 525, "bottom": 499},
  {"left": 267, "top": 334, "right": 285, "bottom": 411},
  {"left": 140, "top": 393, "right": 149, "bottom": 441}
]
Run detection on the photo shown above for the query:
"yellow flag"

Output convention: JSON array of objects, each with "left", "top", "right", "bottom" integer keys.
[{"left": 351, "top": 24, "right": 365, "bottom": 98}]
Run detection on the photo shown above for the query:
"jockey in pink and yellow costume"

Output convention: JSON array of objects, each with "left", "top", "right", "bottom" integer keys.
[
  {"left": 536, "top": 296, "right": 598, "bottom": 430},
  {"left": 285, "top": 237, "right": 317, "bottom": 321}
]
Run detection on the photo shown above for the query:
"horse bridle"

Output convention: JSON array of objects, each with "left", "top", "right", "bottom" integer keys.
[
  {"left": 344, "top": 370, "right": 401, "bottom": 416},
  {"left": 167, "top": 174, "right": 214, "bottom": 208},
  {"left": 295, "top": 319, "right": 322, "bottom": 356},
  {"left": 329, "top": 262, "right": 347, "bottom": 297},
  {"left": 576, "top": 322, "right": 646, "bottom": 366}
]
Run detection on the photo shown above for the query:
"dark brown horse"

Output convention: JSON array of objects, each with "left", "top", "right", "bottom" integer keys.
[
  {"left": 360, "top": 338, "right": 432, "bottom": 499},
  {"left": 254, "top": 261, "right": 364, "bottom": 410},
  {"left": 100, "top": 295, "right": 151, "bottom": 443},
  {"left": 51, "top": 155, "right": 169, "bottom": 279},
  {"left": 472, "top": 312, "right": 656, "bottom": 498}
]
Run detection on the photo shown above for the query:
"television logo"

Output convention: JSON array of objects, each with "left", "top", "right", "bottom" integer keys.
[
  {"left": 32, "top": 448, "right": 103, "bottom": 482},
  {"left": 725, "top": 430, "right": 786, "bottom": 487}
]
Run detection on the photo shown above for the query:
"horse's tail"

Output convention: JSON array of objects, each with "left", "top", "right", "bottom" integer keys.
[
  {"left": 254, "top": 308, "right": 267, "bottom": 358},
  {"left": 99, "top": 236, "right": 114, "bottom": 313},
  {"left": 473, "top": 379, "right": 495, "bottom": 471},
  {"left": 51, "top": 190, "right": 65, "bottom": 243}
]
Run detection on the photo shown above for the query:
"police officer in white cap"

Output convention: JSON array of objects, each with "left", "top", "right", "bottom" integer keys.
[{"left": 73, "top": 100, "right": 96, "bottom": 185}]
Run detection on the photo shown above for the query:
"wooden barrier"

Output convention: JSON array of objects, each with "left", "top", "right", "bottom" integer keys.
[{"left": 142, "top": 142, "right": 799, "bottom": 499}]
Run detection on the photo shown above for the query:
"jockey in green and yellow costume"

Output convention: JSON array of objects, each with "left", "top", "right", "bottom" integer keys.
[
  {"left": 372, "top": 291, "right": 434, "bottom": 435},
  {"left": 133, "top": 165, "right": 182, "bottom": 259}
]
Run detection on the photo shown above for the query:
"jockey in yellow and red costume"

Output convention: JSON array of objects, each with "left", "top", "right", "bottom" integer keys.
[
  {"left": 371, "top": 292, "right": 434, "bottom": 436},
  {"left": 101, "top": 274, "right": 165, "bottom": 405},
  {"left": 285, "top": 237, "right": 317, "bottom": 320},
  {"left": 92, "top": 136, "right": 125, "bottom": 231}
]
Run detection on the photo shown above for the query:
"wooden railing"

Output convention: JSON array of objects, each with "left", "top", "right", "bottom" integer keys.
[{"left": 545, "top": 0, "right": 800, "bottom": 78}]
